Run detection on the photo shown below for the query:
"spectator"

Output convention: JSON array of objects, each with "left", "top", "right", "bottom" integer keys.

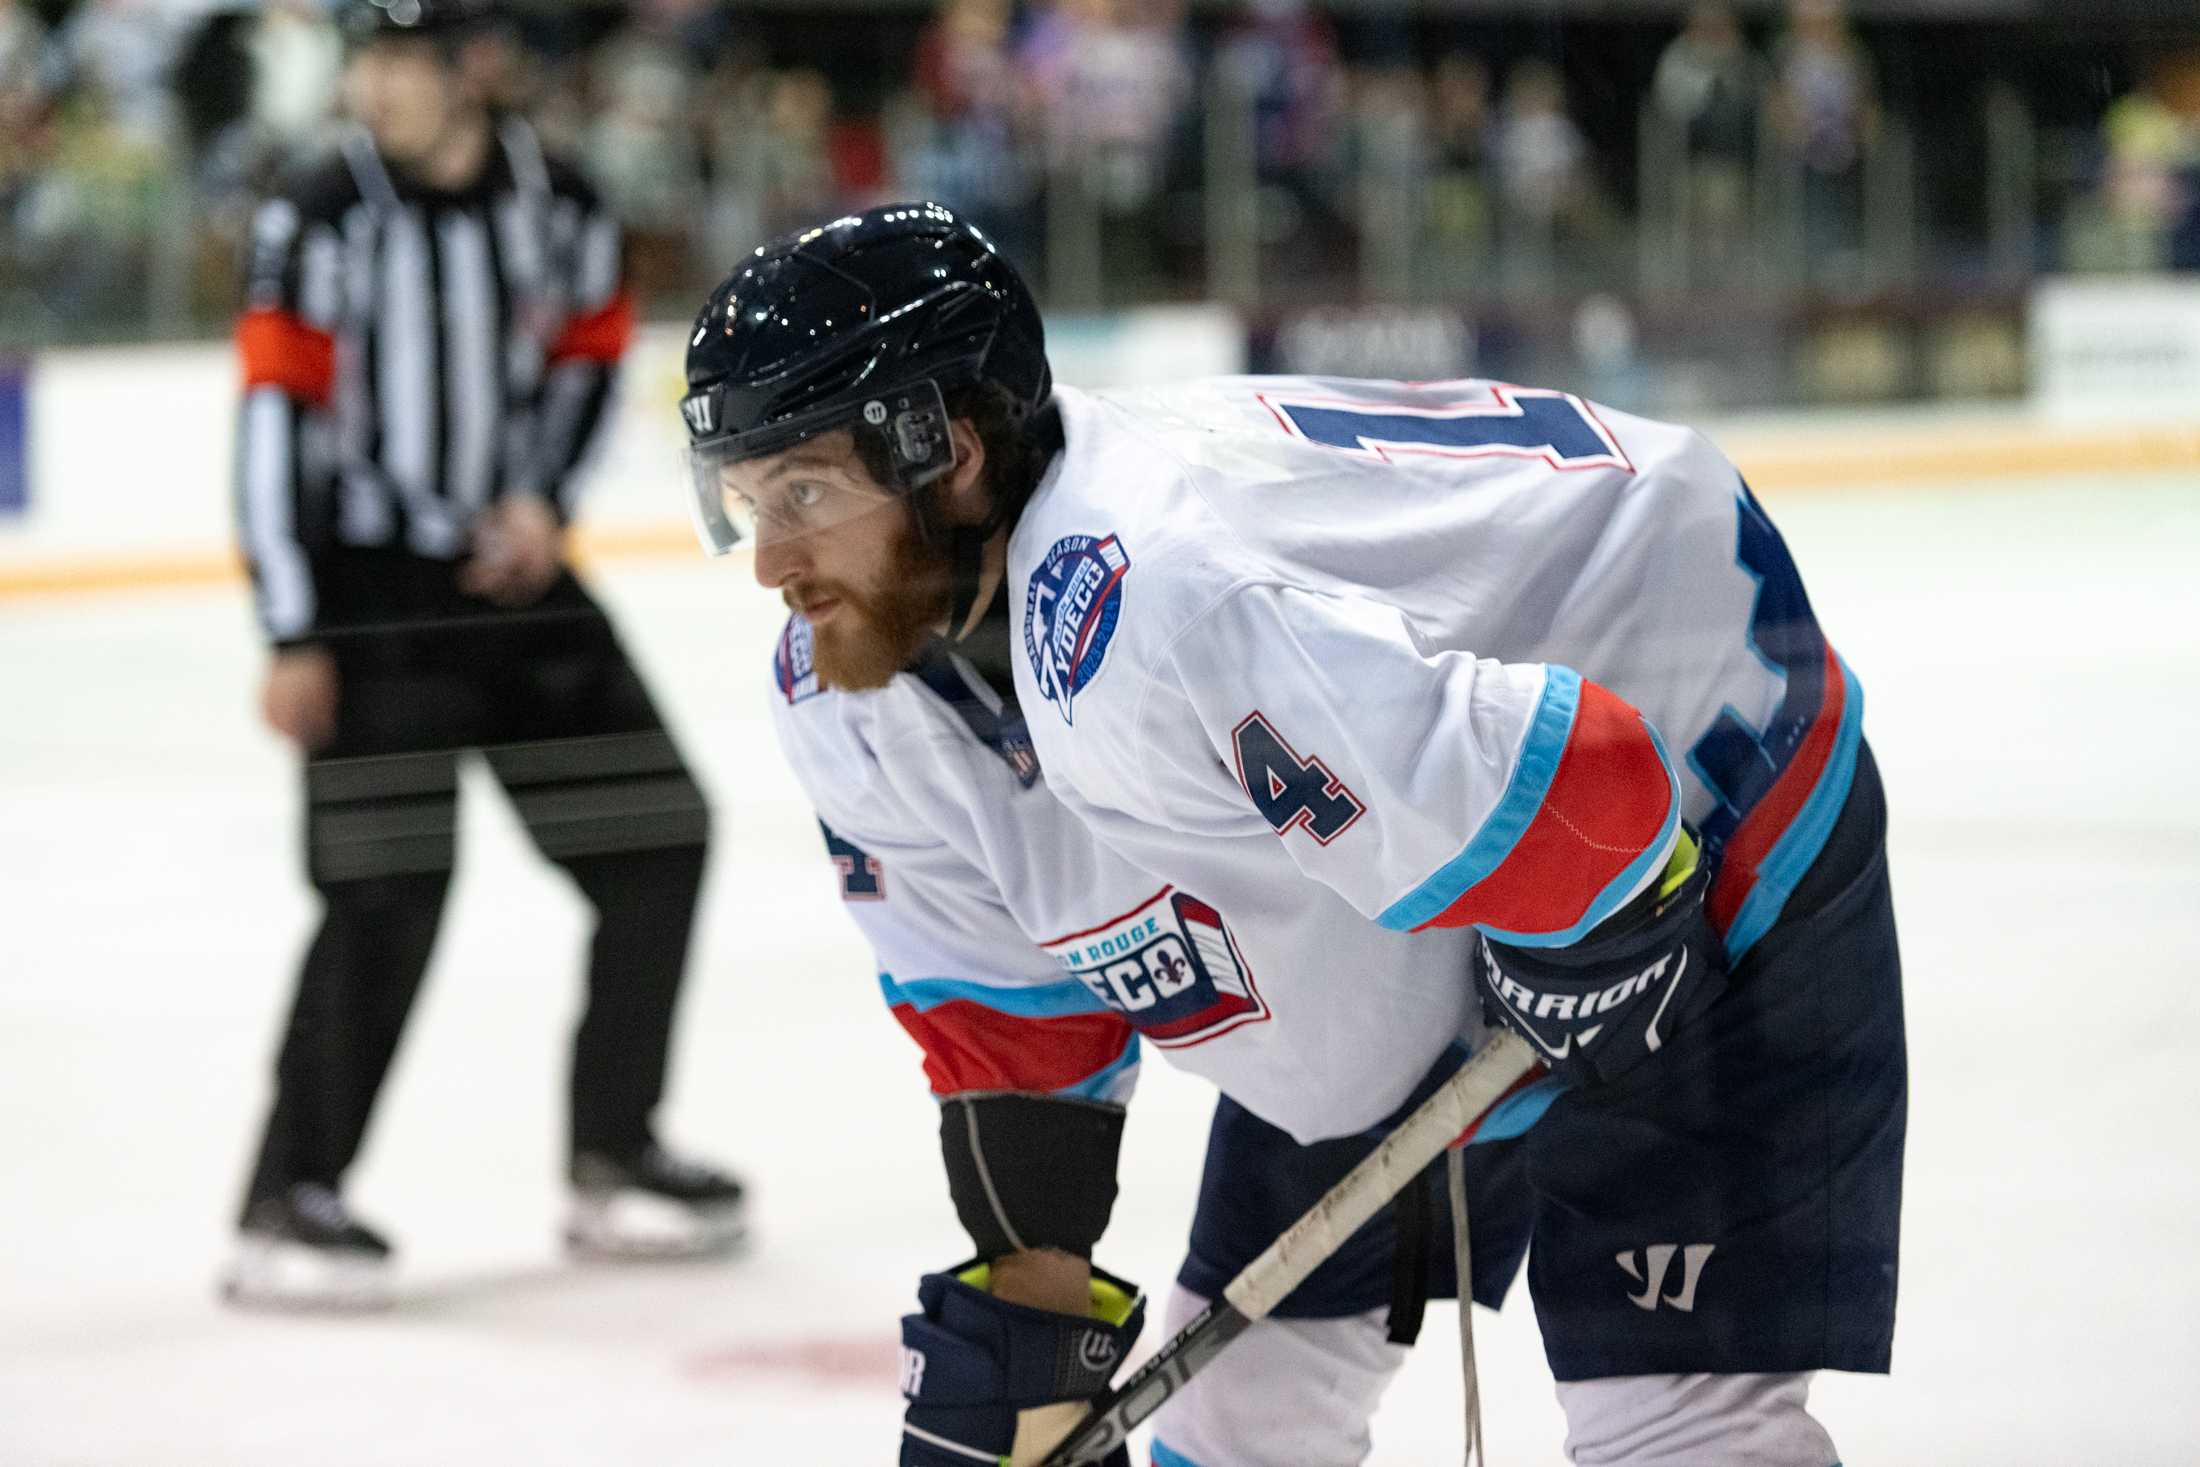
[
  {"left": 0, "top": 0, "right": 55, "bottom": 196},
  {"left": 754, "top": 67, "right": 840, "bottom": 237},
  {"left": 915, "top": 0, "right": 1020, "bottom": 122},
  {"left": 1213, "top": 0, "right": 1347, "bottom": 282},
  {"left": 584, "top": 0, "right": 734, "bottom": 214},
  {"left": 696, "top": 38, "right": 772, "bottom": 263},
  {"left": 1215, "top": 0, "right": 1342, "bottom": 188},
  {"left": 587, "top": 40, "right": 701, "bottom": 226},
  {"left": 1426, "top": 51, "right": 1495, "bottom": 263},
  {"left": 13, "top": 0, "right": 184, "bottom": 329},
  {"left": 585, "top": 5, "right": 710, "bottom": 289},
  {"left": 707, "top": 65, "right": 840, "bottom": 252},
  {"left": 1039, "top": 0, "right": 1193, "bottom": 289},
  {"left": 1495, "top": 59, "right": 1602, "bottom": 266},
  {"left": 57, "top": 0, "right": 181, "bottom": 150},
  {"left": 171, "top": 5, "right": 262, "bottom": 267},
  {"left": 1347, "top": 61, "right": 1429, "bottom": 294},
  {"left": 1652, "top": 4, "right": 1766, "bottom": 276},
  {"left": 897, "top": 0, "right": 1034, "bottom": 256},
  {"left": 2154, "top": 53, "right": 2200, "bottom": 270},
  {"left": 0, "top": 0, "right": 51, "bottom": 116},
  {"left": 2072, "top": 57, "right": 2200, "bottom": 271},
  {"left": 1771, "top": 0, "right": 1876, "bottom": 279},
  {"left": 252, "top": 0, "right": 343, "bottom": 146}
]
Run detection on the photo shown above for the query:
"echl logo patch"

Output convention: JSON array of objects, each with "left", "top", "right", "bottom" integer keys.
[
  {"left": 1023, "top": 534, "right": 1130, "bottom": 725},
  {"left": 775, "top": 615, "right": 823, "bottom": 704}
]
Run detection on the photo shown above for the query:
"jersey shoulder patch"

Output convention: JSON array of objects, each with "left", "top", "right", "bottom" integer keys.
[
  {"left": 1023, "top": 533, "right": 1131, "bottom": 725},
  {"left": 1040, "top": 886, "right": 1270, "bottom": 1049},
  {"left": 773, "top": 615, "right": 825, "bottom": 705}
]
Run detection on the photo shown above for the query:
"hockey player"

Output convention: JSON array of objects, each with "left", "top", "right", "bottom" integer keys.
[
  {"left": 224, "top": 0, "right": 744, "bottom": 1308},
  {"left": 683, "top": 205, "right": 1904, "bottom": 1465}
]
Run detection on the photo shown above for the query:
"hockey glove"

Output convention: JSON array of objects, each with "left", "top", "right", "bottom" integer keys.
[
  {"left": 899, "top": 1260, "right": 1145, "bottom": 1467},
  {"left": 1477, "top": 829, "right": 1725, "bottom": 1087}
]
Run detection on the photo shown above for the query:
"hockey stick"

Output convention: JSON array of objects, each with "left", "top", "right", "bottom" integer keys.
[{"left": 1021, "top": 1030, "right": 1542, "bottom": 1467}]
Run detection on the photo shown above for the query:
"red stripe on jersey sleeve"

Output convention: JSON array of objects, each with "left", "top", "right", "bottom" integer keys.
[
  {"left": 1708, "top": 641, "right": 1849, "bottom": 934},
  {"left": 1417, "top": 680, "right": 1675, "bottom": 933},
  {"left": 549, "top": 291, "right": 636, "bottom": 364},
  {"left": 236, "top": 308, "right": 336, "bottom": 406},
  {"left": 889, "top": 1000, "right": 1134, "bottom": 1098}
]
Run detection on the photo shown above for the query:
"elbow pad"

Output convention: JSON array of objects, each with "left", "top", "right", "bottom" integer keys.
[
  {"left": 940, "top": 1093, "right": 1126, "bottom": 1260},
  {"left": 1478, "top": 830, "right": 1725, "bottom": 1086}
]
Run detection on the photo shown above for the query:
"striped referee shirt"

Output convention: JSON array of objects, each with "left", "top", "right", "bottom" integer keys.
[{"left": 235, "top": 119, "right": 632, "bottom": 644}]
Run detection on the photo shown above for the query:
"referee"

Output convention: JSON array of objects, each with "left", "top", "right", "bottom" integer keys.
[{"left": 226, "top": 0, "right": 742, "bottom": 1309}]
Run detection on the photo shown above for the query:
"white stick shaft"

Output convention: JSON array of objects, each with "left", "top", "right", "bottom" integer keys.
[{"left": 1220, "top": 1031, "right": 1538, "bottom": 1321}]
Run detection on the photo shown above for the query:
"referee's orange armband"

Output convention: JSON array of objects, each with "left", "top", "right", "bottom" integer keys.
[
  {"left": 236, "top": 308, "right": 336, "bottom": 407},
  {"left": 549, "top": 291, "right": 636, "bottom": 365}
]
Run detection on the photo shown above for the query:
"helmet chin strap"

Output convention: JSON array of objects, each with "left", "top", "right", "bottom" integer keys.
[
  {"left": 902, "top": 489, "right": 1018, "bottom": 698},
  {"left": 912, "top": 401, "right": 1064, "bottom": 650},
  {"left": 909, "top": 486, "right": 997, "bottom": 645}
]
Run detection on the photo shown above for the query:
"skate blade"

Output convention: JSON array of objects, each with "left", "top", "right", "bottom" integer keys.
[
  {"left": 564, "top": 1192, "right": 750, "bottom": 1262},
  {"left": 221, "top": 1236, "right": 394, "bottom": 1313}
]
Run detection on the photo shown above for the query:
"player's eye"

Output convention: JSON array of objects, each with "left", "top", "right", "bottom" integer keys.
[{"left": 719, "top": 474, "right": 839, "bottom": 536}]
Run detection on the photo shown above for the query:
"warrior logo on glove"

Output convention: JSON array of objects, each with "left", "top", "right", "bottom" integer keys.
[
  {"left": 1077, "top": 1328, "right": 1121, "bottom": 1374},
  {"left": 1474, "top": 831, "right": 1725, "bottom": 1087}
]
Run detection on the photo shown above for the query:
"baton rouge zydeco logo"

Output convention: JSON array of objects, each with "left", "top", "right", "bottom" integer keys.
[{"left": 1024, "top": 534, "right": 1129, "bottom": 724}]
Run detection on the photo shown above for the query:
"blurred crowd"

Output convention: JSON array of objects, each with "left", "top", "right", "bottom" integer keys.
[{"left": 1, "top": 0, "right": 2198, "bottom": 345}]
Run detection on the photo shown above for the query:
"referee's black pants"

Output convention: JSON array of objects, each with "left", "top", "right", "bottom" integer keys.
[{"left": 241, "top": 559, "right": 711, "bottom": 1218}]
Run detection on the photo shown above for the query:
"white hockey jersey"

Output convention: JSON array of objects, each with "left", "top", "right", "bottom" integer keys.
[
  {"left": 771, "top": 377, "right": 1861, "bottom": 1145},
  {"left": 768, "top": 616, "right": 1527, "bottom": 1140},
  {"left": 1008, "top": 378, "right": 1861, "bottom": 988}
]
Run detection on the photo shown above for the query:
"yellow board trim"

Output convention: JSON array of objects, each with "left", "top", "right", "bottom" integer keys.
[{"left": 3, "top": 425, "right": 2196, "bottom": 604}]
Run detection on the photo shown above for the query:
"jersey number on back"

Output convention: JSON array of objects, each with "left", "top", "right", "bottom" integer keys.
[
  {"left": 1257, "top": 383, "right": 1631, "bottom": 472},
  {"left": 1231, "top": 713, "right": 1364, "bottom": 845}
]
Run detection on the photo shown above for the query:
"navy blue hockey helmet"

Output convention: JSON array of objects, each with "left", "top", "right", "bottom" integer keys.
[{"left": 680, "top": 202, "right": 1050, "bottom": 554}]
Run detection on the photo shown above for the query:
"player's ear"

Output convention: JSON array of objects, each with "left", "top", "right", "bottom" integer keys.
[{"left": 938, "top": 417, "right": 991, "bottom": 526}]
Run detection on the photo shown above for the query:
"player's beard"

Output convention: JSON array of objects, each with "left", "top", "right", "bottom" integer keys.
[{"left": 785, "top": 514, "right": 952, "bottom": 692}]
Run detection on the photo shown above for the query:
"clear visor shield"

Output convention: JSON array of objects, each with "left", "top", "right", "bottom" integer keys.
[
  {"left": 684, "top": 437, "right": 914, "bottom": 556},
  {"left": 682, "top": 383, "right": 953, "bottom": 556}
]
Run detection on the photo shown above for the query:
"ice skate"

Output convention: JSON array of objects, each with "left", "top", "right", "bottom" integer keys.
[
  {"left": 565, "top": 1145, "right": 748, "bottom": 1261},
  {"left": 220, "top": 1184, "right": 394, "bottom": 1312}
]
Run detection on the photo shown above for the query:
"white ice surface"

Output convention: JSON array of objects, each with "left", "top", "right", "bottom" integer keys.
[{"left": 3, "top": 471, "right": 2197, "bottom": 1465}]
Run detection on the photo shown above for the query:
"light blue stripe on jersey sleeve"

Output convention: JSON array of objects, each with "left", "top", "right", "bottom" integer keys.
[
  {"left": 1721, "top": 657, "right": 1866, "bottom": 962},
  {"left": 1475, "top": 722, "right": 1683, "bottom": 950},
  {"left": 1152, "top": 1441, "right": 1208, "bottom": 1467},
  {"left": 1469, "top": 1072, "right": 1565, "bottom": 1142},
  {"left": 877, "top": 972, "right": 1111, "bottom": 1018},
  {"left": 1377, "top": 666, "right": 1581, "bottom": 933},
  {"left": 1059, "top": 1038, "right": 1141, "bottom": 1102}
]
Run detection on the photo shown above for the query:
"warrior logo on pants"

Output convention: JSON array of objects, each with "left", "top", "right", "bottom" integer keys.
[{"left": 1615, "top": 1243, "right": 1716, "bottom": 1312}]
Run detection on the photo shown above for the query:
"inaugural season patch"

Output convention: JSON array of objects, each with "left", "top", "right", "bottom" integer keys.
[{"left": 1024, "top": 534, "right": 1129, "bottom": 724}]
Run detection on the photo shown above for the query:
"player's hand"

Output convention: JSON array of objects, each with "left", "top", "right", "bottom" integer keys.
[
  {"left": 899, "top": 1258, "right": 1143, "bottom": 1467},
  {"left": 261, "top": 647, "right": 338, "bottom": 751},
  {"left": 460, "top": 495, "right": 565, "bottom": 608},
  {"left": 1477, "top": 828, "right": 1725, "bottom": 1086}
]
